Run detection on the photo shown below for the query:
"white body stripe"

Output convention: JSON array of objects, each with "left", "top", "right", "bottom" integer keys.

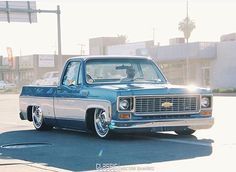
[{"left": 20, "top": 96, "right": 112, "bottom": 121}]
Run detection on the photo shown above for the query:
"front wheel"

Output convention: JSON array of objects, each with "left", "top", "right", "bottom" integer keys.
[
  {"left": 175, "top": 128, "right": 196, "bottom": 135},
  {"left": 32, "top": 106, "right": 53, "bottom": 130},
  {"left": 94, "top": 109, "right": 111, "bottom": 138}
]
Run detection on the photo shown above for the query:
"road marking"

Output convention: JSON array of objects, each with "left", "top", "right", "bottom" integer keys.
[
  {"left": 125, "top": 134, "right": 213, "bottom": 147},
  {"left": 159, "top": 138, "right": 212, "bottom": 147}
]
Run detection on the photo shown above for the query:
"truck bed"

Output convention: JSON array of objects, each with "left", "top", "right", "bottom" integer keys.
[
  {"left": 20, "top": 85, "right": 57, "bottom": 97},
  {"left": 19, "top": 85, "right": 57, "bottom": 121}
]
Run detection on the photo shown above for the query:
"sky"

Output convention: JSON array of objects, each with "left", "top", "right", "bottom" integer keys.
[{"left": 0, "top": 0, "right": 236, "bottom": 56}]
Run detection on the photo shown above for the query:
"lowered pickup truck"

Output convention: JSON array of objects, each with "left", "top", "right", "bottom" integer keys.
[{"left": 19, "top": 56, "right": 214, "bottom": 138}]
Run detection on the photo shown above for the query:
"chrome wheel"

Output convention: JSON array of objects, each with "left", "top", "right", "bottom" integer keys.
[
  {"left": 32, "top": 106, "right": 43, "bottom": 129},
  {"left": 94, "top": 109, "right": 109, "bottom": 138}
]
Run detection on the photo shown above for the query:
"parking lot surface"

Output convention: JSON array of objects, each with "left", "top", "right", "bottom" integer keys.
[{"left": 0, "top": 94, "right": 235, "bottom": 171}]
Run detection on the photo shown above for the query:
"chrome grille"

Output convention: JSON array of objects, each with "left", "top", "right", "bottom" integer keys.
[{"left": 135, "top": 95, "right": 200, "bottom": 114}]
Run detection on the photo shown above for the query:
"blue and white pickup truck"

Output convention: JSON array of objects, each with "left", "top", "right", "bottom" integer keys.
[{"left": 19, "top": 56, "right": 214, "bottom": 138}]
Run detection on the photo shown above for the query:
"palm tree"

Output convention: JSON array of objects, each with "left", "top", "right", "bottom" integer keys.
[
  {"left": 178, "top": 17, "right": 196, "bottom": 43},
  {"left": 178, "top": 17, "right": 195, "bottom": 84}
]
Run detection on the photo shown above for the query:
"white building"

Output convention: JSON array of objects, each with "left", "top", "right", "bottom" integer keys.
[
  {"left": 212, "top": 41, "right": 236, "bottom": 88},
  {"left": 150, "top": 42, "right": 217, "bottom": 87},
  {"left": 106, "top": 40, "right": 154, "bottom": 56},
  {"left": 104, "top": 33, "right": 236, "bottom": 89}
]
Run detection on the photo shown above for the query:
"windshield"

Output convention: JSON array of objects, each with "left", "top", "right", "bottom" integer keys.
[{"left": 85, "top": 58, "right": 166, "bottom": 84}]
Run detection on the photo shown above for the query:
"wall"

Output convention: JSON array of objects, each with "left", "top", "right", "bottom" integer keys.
[
  {"left": 152, "top": 42, "right": 217, "bottom": 62},
  {"left": 211, "top": 41, "right": 236, "bottom": 88}
]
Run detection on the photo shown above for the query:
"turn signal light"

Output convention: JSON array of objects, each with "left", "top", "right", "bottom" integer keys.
[
  {"left": 119, "top": 114, "right": 131, "bottom": 119},
  {"left": 200, "top": 110, "right": 212, "bottom": 116}
]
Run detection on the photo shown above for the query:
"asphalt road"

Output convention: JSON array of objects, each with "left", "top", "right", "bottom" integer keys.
[{"left": 0, "top": 94, "right": 235, "bottom": 172}]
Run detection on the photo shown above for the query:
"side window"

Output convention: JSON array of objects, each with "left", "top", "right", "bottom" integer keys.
[{"left": 62, "top": 61, "right": 81, "bottom": 86}]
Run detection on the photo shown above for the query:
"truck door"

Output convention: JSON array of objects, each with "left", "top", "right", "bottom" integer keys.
[{"left": 54, "top": 60, "right": 85, "bottom": 129}]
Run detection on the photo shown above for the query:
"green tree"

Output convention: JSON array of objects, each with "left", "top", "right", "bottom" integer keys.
[
  {"left": 117, "top": 34, "right": 128, "bottom": 43},
  {"left": 178, "top": 17, "right": 196, "bottom": 42}
]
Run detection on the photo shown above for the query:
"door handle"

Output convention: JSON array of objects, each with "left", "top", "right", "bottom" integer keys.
[{"left": 81, "top": 90, "right": 89, "bottom": 97}]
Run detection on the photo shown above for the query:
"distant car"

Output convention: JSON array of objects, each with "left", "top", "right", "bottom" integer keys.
[
  {"left": 34, "top": 71, "right": 59, "bottom": 86},
  {"left": 5, "top": 81, "right": 17, "bottom": 90},
  {"left": 0, "top": 80, "right": 6, "bottom": 90},
  {"left": 0, "top": 80, "right": 17, "bottom": 91}
]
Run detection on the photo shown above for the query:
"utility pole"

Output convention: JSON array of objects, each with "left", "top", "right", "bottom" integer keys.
[
  {"left": 78, "top": 44, "right": 85, "bottom": 55},
  {"left": 18, "top": 49, "right": 22, "bottom": 87},
  {"left": 153, "top": 27, "right": 156, "bottom": 45}
]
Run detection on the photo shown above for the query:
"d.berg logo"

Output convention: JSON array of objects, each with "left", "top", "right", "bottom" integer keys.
[
  {"left": 96, "top": 163, "right": 118, "bottom": 171},
  {"left": 96, "top": 163, "right": 156, "bottom": 171}
]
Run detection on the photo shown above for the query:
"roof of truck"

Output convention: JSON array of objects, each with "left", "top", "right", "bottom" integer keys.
[{"left": 70, "top": 55, "right": 151, "bottom": 60}]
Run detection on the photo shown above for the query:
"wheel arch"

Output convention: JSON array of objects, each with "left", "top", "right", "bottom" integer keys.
[
  {"left": 85, "top": 105, "right": 110, "bottom": 131},
  {"left": 26, "top": 104, "right": 39, "bottom": 122},
  {"left": 27, "top": 106, "right": 33, "bottom": 121},
  {"left": 85, "top": 108, "right": 96, "bottom": 131}
]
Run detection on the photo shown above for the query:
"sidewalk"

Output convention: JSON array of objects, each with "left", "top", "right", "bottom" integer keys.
[
  {"left": 0, "top": 159, "right": 70, "bottom": 172},
  {"left": 213, "top": 93, "right": 236, "bottom": 97}
]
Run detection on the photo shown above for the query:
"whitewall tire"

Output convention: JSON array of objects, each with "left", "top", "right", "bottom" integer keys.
[
  {"left": 94, "top": 109, "right": 110, "bottom": 138},
  {"left": 32, "top": 106, "right": 53, "bottom": 130}
]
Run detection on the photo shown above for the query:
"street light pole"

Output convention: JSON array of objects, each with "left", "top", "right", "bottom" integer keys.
[
  {"left": 0, "top": 3, "right": 63, "bottom": 72},
  {"left": 56, "top": 5, "right": 62, "bottom": 71}
]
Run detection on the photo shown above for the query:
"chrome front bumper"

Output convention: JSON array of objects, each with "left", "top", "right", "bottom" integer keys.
[{"left": 109, "top": 117, "right": 214, "bottom": 131}]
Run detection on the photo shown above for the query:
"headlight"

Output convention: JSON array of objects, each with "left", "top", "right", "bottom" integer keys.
[
  {"left": 201, "top": 96, "right": 211, "bottom": 108},
  {"left": 119, "top": 99, "right": 129, "bottom": 110},
  {"left": 118, "top": 97, "right": 134, "bottom": 111}
]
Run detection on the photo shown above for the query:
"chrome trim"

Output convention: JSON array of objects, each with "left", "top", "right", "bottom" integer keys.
[
  {"left": 134, "top": 94, "right": 201, "bottom": 115},
  {"left": 21, "top": 95, "right": 111, "bottom": 106},
  {"left": 134, "top": 112, "right": 198, "bottom": 116},
  {"left": 20, "top": 96, "right": 54, "bottom": 99},
  {"left": 110, "top": 117, "right": 214, "bottom": 130},
  {"left": 116, "top": 94, "right": 212, "bottom": 115}
]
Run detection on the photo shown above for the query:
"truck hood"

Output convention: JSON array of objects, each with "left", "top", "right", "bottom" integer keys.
[{"left": 94, "top": 83, "right": 211, "bottom": 96}]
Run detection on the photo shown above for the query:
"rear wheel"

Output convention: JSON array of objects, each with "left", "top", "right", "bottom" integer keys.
[
  {"left": 94, "top": 109, "right": 111, "bottom": 138},
  {"left": 32, "top": 106, "right": 53, "bottom": 130},
  {"left": 175, "top": 128, "right": 196, "bottom": 135}
]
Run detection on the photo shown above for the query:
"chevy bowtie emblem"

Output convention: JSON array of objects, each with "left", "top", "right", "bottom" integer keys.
[{"left": 161, "top": 102, "right": 173, "bottom": 108}]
